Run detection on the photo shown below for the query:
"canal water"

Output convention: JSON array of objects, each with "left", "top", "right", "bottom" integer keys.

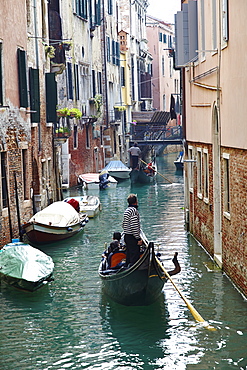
[{"left": 0, "top": 153, "right": 246, "bottom": 370}]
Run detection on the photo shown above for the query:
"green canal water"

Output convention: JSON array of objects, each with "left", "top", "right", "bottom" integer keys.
[{"left": 0, "top": 153, "right": 246, "bottom": 370}]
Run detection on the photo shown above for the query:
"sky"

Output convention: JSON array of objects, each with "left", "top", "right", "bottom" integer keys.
[{"left": 146, "top": 0, "right": 181, "bottom": 24}]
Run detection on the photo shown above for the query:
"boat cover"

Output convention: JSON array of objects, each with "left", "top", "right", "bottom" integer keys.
[
  {"left": 0, "top": 243, "right": 54, "bottom": 281},
  {"left": 103, "top": 160, "right": 130, "bottom": 172},
  {"left": 79, "top": 173, "right": 117, "bottom": 184},
  {"left": 30, "top": 201, "right": 81, "bottom": 226}
]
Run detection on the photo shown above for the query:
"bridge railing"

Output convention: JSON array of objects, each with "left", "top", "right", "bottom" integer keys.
[{"left": 130, "top": 123, "right": 183, "bottom": 142}]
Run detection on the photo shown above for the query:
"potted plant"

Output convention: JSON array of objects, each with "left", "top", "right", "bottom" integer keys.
[
  {"left": 45, "top": 45, "right": 55, "bottom": 59},
  {"left": 59, "top": 41, "right": 73, "bottom": 51},
  {"left": 55, "top": 126, "right": 70, "bottom": 137},
  {"left": 57, "top": 108, "right": 69, "bottom": 117},
  {"left": 114, "top": 105, "right": 126, "bottom": 111},
  {"left": 68, "top": 108, "right": 82, "bottom": 119}
]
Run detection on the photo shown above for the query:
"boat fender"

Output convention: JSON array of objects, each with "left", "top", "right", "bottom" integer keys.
[{"left": 67, "top": 227, "right": 73, "bottom": 232}]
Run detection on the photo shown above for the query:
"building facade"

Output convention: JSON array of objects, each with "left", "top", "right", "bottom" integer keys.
[{"left": 175, "top": 0, "right": 247, "bottom": 297}]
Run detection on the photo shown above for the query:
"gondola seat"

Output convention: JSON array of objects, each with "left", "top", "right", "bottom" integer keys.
[{"left": 108, "top": 251, "right": 126, "bottom": 268}]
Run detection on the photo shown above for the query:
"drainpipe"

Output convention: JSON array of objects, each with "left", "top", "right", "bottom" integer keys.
[
  {"left": 102, "top": 0, "right": 109, "bottom": 128},
  {"left": 33, "top": 0, "right": 41, "bottom": 152}
]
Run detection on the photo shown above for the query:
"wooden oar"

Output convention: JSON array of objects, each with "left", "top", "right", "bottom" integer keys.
[
  {"left": 141, "top": 236, "right": 216, "bottom": 331},
  {"left": 140, "top": 159, "right": 173, "bottom": 184},
  {"left": 155, "top": 257, "right": 216, "bottom": 331}
]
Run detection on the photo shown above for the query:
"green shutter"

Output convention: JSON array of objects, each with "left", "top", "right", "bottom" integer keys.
[
  {"left": 17, "top": 49, "right": 28, "bottom": 108},
  {"left": 45, "top": 73, "right": 57, "bottom": 123},
  {"left": 29, "top": 68, "right": 40, "bottom": 123}
]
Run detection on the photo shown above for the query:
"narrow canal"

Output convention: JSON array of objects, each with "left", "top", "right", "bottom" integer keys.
[{"left": 0, "top": 153, "right": 246, "bottom": 370}]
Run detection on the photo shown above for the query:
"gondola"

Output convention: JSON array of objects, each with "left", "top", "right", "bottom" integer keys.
[
  {"left": 129, "top": 160, "right": 157, "bottom": 184},
  {"left": 98, "top": 235, "right": 180, "bottom": 306}
]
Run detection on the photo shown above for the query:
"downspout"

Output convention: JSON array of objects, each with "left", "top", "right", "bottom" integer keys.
[
  {"left": 102, "top": 0, "right": 109, "bottom": 128},
  {"left": 33, "top": 0, "right": 42, "bottom": 152}
]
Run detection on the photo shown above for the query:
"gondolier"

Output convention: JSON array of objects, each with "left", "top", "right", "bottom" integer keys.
[{"left": 122, "top": 194, "right": 143, "bottom": 266}]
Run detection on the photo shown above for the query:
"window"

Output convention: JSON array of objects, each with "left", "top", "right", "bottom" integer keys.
[
  {"left": 92, "top": 69, "right": 96, "bottom": 96},
  {"left": 121, "top": 66, "right": 125, "bottom": 87},
  {"left": 75, "top": 0, "right": 87, "bottom": 19},
  {"left": 73, "top": 125, "right": 78, "bottom": 149},
  {"left": 80, "top": 64, "right": 89, "bottom": 103},
  {"left": 223, "top": 153, "right": 230, "bottom": 215},
  {"left": 222, "top": 0, "right": 228, "bottom": 43},
  {"left": 159, "top": 33, "right": 162, "bottom": 42},
  {"left": 197, "top": 148, "right": 202, "bottom": 197},
  {"left": 1, "top": 151, "right": 8, "bottom": 208},
  {"left": 212, "top": 0, "right": 217, "bottom": 50},
  {"left": 188, "top": 146, "right": 194, "bottom": 191},
  {"left": 200, "top": 0, "right": 205, "bottom": 60},
  {"left": 108, "top": 0, "right": 113, "bottom": 15},
  {"left": 203, "top": 149, "right": 209, "bottom": 201},
  {"left": 162, "top": 55, "right": 165, "bottom": 76},
  {"left": 106, "top": 37, "right": 111, "bottom": 62},
  {"left": 95, "top": 0, "right": 101, "bottom": 25},
  {"left": 86, "top": 125, "right": 90, "bottom": 148},
  {"left": 41, "top": 160, "right": 46, "bottom": 189},
  {"left": 17, "top": 49, "right": 28, "bottom": 108},
  {"left": 22, "top": 149, "right": 28, "bottom": 200},
  {"left": 98, "top": 71, "right": 102, "bottom": 94},
  {"left": 163, "top": 34, "right": 167, "bottom": 43}
]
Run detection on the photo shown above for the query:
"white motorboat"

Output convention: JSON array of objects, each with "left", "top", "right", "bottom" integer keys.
[
  {"left": 101, "top": 160, "right": 131, "bottom": 180},
  {"left": 0, "top": 241, "right": 54, "bottom": 291},
  {"left": 22, "top": 201, "right": 89, "bottom": 245},
  {"left": 78, "top": 172, "right": 118, "bottom": 190},
  {"left": 64, "top": 195, "right": 101, "bottom": 218}
]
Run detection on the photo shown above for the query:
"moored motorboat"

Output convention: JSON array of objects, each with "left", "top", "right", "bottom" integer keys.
[
  {"left": 174, "top": 151, "right": 184, "bottom": 171},
  {"left": 98, "top": 234, "right": 180, "bottom": 306},
  {"left": 101, "top": 160, "right": 131, "bottom": 180},
  {"left": 0, "top": 241, "right": 54, "bottom": 291},
  {"left": 78, "top": 172, "right": 118, "bottom": 190},
  {"left": 22, "top": 201, "right": 89, "bottom": 246},
  {"left": 64, "top": 195, "right": 101, "bottom": 218}
]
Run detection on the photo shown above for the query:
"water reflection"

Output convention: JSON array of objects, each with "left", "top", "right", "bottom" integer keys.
[
  {"left": 0, "top": 153, "right": 246, "bottom": 370},
  {"left": 100, "top": 294, "right": 170, "bottom": 369}
]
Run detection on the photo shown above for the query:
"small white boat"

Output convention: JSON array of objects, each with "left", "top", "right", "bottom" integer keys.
[
  {"left": 78, "top": 172, "right": 118, "bottom": 190},
  {"left": 174, "top": 151, "right": 184, "bottom": 171},
  {"left": 64, "top": 196, "right": 101, "bottom": 218},
  {"left": 22, "top": 201, "right": 89, "bottom": 245},
  {"left": 101, "top": 160, "right": 131, "bottom": 180},
  {"left": 0, "top": 241, "right": 54, "bottom": 291}
]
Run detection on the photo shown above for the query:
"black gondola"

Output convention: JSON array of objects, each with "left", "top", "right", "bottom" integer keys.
[{"left": 98, "top": 239, "right": 180, "bottom": 306}]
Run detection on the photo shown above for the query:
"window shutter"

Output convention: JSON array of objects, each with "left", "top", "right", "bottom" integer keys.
[
  {"left": 116, "top": 42, "right": 120, "bottom": 66},
  {"left": 17, "top": 49, "right": 28, "bottom": 108},
  {"left": 67, "top": 62, "right": 74, "bottom": 100},
  {"left": 92, "top": 69, "right": 96, "bottom": 96},
  {"left": 96, "top": 0, "right": 101, "bottom": 25},
  {"left": 29, "top": 68, "right": 40, "bottom": 123},
  {"left": 45, "top": 73, "right": 57, "bottom": 123},
  {"left": 107, "top": 37, "right": 111, "bottom": 62},
  {"left": 112, "top": 40, "right": 115, "bottom": 64},
  {"left": 74, "top": 64, "right": 79, "bottom": 100}
]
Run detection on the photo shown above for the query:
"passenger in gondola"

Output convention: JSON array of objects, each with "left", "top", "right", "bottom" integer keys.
[
  {"left": 122, "top": 193, "right": 143, "bottom": 267},
  {"left": 144, "top": 162, "right": 155, "bottom": 176},
  {"left": 102, "top": 232, "right": 126, "bottom": 269}
]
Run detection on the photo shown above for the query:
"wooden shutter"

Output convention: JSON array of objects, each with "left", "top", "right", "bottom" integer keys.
[
  {"left": 0, "top": 44, "right": 3, "bottom": 105},
  {"left": 45, "top": 73, "right": 57, "bottom": 123},
  {"left": 29, "top": 68, "right": 40, "bottom": 123},
  {"left": 17, "top": 49, "right": 28, "bottom": 108}
]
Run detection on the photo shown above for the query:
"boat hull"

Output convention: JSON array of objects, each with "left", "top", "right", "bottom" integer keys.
[
  {"left": 99, "top": 243, "right": 166, "bottom": 306},
  {"left": 130, "top": 169, "right": 156, "bottom": 184},
  {"left": 22, "top": 221, "right": 85, "bottom": 245},
  {"left": 0, "top": 272, "right": 53, "bottom": 292},
  {"left": 107, "top": 170, "right": 130, "bottom": 180}
]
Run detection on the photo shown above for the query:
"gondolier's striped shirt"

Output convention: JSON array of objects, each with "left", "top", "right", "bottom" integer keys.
[{"left": 122, "top": 206, "right": 141, "bottom": 240}]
